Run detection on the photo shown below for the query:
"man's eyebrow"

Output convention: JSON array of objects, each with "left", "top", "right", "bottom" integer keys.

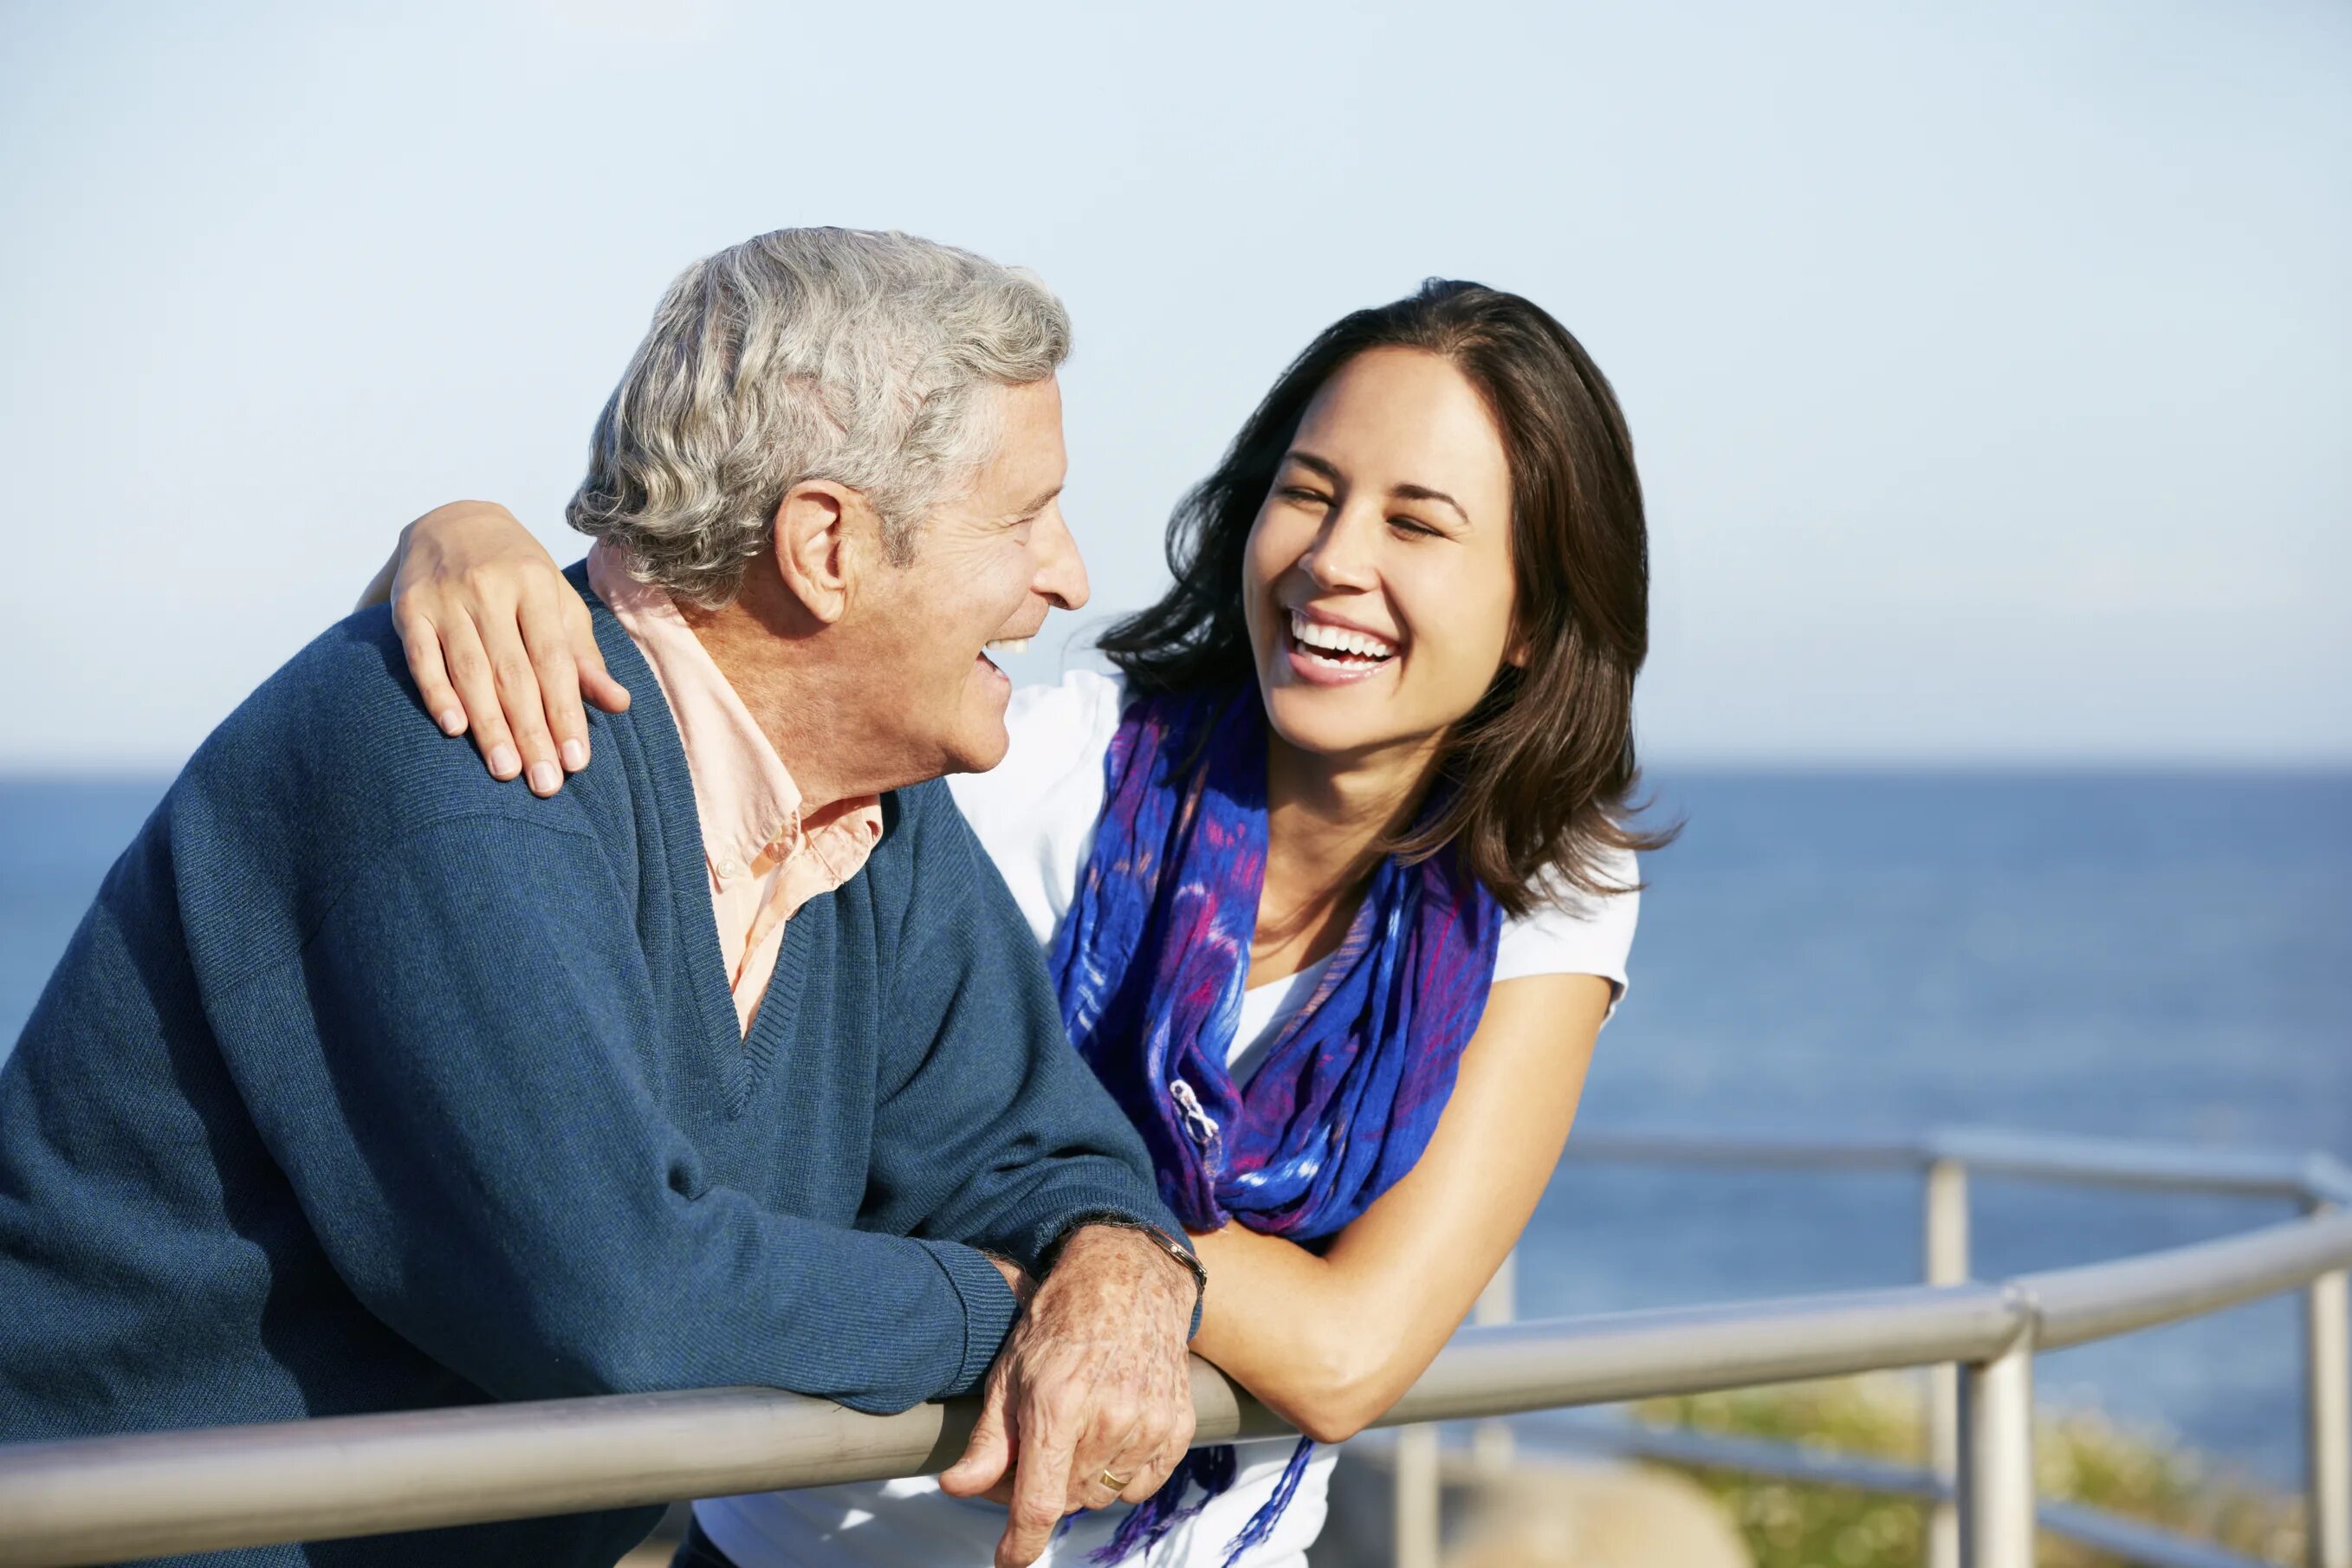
[
  {"left": 1010, "top": 483, "right": 1063, "bottom": 517},
  {"left": 1284, "top": 450, "right": 1470, "bottom": 526}
]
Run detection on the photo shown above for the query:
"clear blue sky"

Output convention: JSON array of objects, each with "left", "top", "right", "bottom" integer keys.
[{"left": 2, "top": 0, "right": 2345, "bottom": 768}]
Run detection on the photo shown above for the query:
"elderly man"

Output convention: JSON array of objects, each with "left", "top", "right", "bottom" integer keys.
[{"left": 0, "top": 229, "right": 1200, "bottom": 1568}]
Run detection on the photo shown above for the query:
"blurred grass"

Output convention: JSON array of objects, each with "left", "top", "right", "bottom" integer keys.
[{"left": 1631, "top": 1374, "right": 2303, "bottom": 1568}]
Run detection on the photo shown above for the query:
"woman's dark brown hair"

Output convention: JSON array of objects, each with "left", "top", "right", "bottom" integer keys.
[{"left": 1098, "top": 278, "right": 1670, "bottom": 916}]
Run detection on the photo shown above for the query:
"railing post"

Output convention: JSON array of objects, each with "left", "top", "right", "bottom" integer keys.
[
  {"left": 1471, "top": 1248, "right": 1517, "bottom": 1474},
  {"left": 1958, "top": 1327, "right": 2036, "bottom": 1568},
  {"left": 1927, "top": 1158, "right": 1971, "bottom": 1568},
  {"left": 1393, "top": 1423, "right": 1442, "bottom": 1568},
  {"left": 1390, "top": 1247, "right": 1517, "bottom": 1566},
  {"left": 2306, "top": 1198, "right": 2350, "bottom": 1568}
]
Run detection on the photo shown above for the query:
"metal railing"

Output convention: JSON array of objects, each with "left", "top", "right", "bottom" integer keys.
[
  {"left": 1513, "top": 1130, "right": 2352, "bottom": 1568},
  {"left": 0, "top": 1127, "right": 2344, "bottom": 1568}
]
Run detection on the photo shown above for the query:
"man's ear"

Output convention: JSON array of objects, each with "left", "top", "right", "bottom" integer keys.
[{"left": 770, "top": 480, "right": 867, "bottom": 625}]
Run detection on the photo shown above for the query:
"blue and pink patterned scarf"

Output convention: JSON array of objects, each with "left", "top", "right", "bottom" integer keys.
[{"left": 1047, "top": 682, "right": 1501, "bottom": 1565}]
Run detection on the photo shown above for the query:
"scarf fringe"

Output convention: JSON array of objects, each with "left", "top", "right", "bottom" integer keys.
[
  {"left": 1089, "top": 1445, "right": 1234, "bottom": 1565},
  {"left": 1087, "top": 1437, "right": 1317, "bottom": 1568},
  {"left": 1216, "top": 1437, "right": 1316, "bottom": 1567}
]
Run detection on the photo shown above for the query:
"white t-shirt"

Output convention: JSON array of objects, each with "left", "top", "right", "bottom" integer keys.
[{"left": 697, "top": 671, "right": 1639, "bottom": 1568}]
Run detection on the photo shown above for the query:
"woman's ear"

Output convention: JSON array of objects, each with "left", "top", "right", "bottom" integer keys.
[{"left": 770, "top": 480, "right": 865, "bottom": 625}]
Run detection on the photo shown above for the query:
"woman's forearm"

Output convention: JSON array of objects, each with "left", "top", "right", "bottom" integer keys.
[
  {"left": 1183, "top": 974, "right": 1611, "bottom": 1445},
  {"left": 1188, "top": 1224, "right": 1383, "bottom": 1443}
]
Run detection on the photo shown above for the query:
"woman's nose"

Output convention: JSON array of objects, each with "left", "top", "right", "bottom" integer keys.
[{"left": 1300, "top": 507, "right": 1380, "bottom": 593}]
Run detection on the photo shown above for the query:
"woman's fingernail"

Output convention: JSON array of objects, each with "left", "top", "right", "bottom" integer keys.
[
  {"left": 528, "top": 761, "right": 560, "bottom": 795},
  {"left": 437, "top": 709, "right": 465, "bottom": 736},
  {"left": 560, "top": 738, "right": 588, "bottom": 771},
  {"left": 489, "top": 745, "right": 520, "bottom": 779}
]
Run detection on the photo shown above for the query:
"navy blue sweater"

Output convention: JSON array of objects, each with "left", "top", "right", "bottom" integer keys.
[{"left": 0, "top": 573, "right": 1176, "bottom": 1565}]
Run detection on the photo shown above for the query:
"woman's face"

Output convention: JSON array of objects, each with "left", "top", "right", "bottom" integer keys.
[{"left": 1243, "top": 347, "right": 1519, "bottom": 765}]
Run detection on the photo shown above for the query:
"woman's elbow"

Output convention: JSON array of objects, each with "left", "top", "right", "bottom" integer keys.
[
  {"left": 1279, "top": 1347, "right": 1398, "bottom": 1446},
  {"left": 1293, "top": 1402, "right": 1374, "bottom": 1447}
]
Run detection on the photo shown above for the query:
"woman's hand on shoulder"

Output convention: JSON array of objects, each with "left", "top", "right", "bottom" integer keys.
[{"left": 390, "top": 501, "right": 628, "bottom": 795}]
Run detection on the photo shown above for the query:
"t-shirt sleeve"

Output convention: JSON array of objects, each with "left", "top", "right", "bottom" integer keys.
[
  {"left": 1492, "top": 844, "right": 1642, "bottom": 1019},
  {"left": 945, "top": 669, "right": 1124, "bottom": 949}
]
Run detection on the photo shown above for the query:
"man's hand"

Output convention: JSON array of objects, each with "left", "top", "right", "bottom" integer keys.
[
  {"left": 939, "top": 1226, "right": 1198, "bottom": 1568},
  {"left": 986, "top": 1254, "right": 1033, "bottom": 1302}
]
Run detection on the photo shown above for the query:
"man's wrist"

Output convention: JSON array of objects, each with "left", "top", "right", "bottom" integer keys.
[
  {"left": 982, "top": 1250, "right": 1033, "bottom": 1304},
  {"left": 1040, "top": 1212, "right": 1206, "bottom": 1314}
]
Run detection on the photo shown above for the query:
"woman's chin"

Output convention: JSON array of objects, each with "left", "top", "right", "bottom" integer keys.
[{"left": 1260, "top": 683, "right": 1403, "bottom": 761}]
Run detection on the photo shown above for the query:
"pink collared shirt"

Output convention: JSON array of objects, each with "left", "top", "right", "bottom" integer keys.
[{"left": 588, "top": 543, "right": 884, "bottom": 1033}]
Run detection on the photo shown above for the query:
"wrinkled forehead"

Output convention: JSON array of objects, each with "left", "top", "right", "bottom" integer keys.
[{"left": 954, "top": 376, "right": 1068, "bottom": 518}]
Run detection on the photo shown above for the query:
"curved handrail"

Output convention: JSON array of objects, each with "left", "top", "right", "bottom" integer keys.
[
  {"left": 1565, "top": 1124, "right": 2352, "bottom": 1204},
  {"left": 2028, "top": 1208, "right": 2352, "bottom": 1350},
  {"left": 2, "top": 1187, "right": 2345, "bottom": 1568}
]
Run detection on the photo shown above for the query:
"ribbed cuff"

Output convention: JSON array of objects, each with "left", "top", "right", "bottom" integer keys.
[
  {"left": 919, "top": 1240, "right": 1022, "bottom": 1396},
  {"left": 975, "top": 1186, "right": 1186, "bottom": 1273}
]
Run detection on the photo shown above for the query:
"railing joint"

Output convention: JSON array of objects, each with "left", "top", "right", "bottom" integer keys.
[
  {"left": 1989, "top": 1279, "right": 2043, "bottom": 1355},
  {"left": 2302, "top": 1155, "right": 2352, "bottom": 1211}
]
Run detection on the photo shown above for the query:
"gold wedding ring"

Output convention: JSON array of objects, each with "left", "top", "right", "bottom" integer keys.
[{"left": 1099, "top": 1469, "right": 1133, "bottom": 1491}]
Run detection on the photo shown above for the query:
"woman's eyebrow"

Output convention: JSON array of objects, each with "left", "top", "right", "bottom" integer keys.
[
  {"left": 1286, "top": 450, "right": 1470, "bottom": 525},
  {"left": 1282, "top": 450, "right": 1343, "bottom": 483},
  {"left": 1391, "top": 482, "right": 1469, "bottom": 526}
]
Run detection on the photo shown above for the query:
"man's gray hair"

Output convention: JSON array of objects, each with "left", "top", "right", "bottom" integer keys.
[{"left": 567, "top": 227, "right": 1072, "bottom": 606}]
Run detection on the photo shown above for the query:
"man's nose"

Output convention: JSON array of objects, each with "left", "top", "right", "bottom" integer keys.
[{"left": 1033, "top": 502, "right": 1090, "bottom": 612}]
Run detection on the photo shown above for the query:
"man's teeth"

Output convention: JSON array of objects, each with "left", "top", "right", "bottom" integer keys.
[
  {"left": 1288, "top": 611, "right": 1396, "bottom": 660},
  {"left": 984, "top": 638, "right": 1031, "bottom": 655}
]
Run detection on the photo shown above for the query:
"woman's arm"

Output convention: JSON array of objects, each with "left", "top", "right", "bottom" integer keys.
[
  {"left": 361, "top": 502, "right": 629, "bottom": 794},
  {"left": 1186, "top": 971, "right": 1610, "bottom": 1444}
]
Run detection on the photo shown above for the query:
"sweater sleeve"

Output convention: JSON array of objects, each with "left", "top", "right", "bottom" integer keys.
[
  {"left": 857, "top": 787, "right": 1184, "bottom": 1275},
  {"left": 222, "top": 812, "right": 1017, "bottom": 1414}
]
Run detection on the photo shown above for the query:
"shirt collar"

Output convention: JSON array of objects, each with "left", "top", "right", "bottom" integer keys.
[{"left": 586, "top": 541, "right": 882, "bottom": 881}]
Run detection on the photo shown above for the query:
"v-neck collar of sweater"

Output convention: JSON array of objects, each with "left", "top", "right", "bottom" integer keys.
[{"left": 572, "top": 562, "right": 827, "bottom": 1116}]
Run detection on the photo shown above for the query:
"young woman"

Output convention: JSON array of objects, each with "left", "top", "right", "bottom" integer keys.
[{"left": 374, "top": 280, "right": 1664, "bottom": 1568}]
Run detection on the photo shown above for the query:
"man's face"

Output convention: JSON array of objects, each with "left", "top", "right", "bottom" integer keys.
[{"left": 859, "top": 377, "right": 1086, "bottom": 778}]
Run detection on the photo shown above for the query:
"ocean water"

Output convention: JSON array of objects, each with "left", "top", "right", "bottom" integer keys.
[{"left": 3, "top": 769, "right": 2346, "bottom": 1484}]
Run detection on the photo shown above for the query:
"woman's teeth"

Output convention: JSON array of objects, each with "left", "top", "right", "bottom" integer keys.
[
  {"left": 983, "top": 638, "right": 1031, "bottom": 655},
  {"left": 1287, "top": 610, "right": 1396, "bottom": 666}
]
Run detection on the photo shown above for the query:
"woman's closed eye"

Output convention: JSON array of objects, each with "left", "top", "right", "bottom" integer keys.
[{"left": 1278, "top": 486, "right": 1332, "bottom": 509}]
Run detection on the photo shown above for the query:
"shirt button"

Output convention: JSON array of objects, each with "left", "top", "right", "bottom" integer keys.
[{"left": 717, "top": 859, "right": 742, "bottom": 880}]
